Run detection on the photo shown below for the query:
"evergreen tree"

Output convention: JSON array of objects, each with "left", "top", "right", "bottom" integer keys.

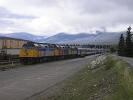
[
  {"left": 132, "top": 41, "right": 133, "bottom": 57},
  {"left": 118, "top": 34, "right": 125, "bottom": 56},
  {"left": 125, "top": 26, "right": 133, "bottom": 57}
]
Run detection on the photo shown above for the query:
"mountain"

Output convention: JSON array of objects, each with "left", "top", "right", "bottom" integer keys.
[
  {"left": 41, "top": 33, "right": 96, "bottom": 43},
  {"left": 0, "top": 32, "right": 47, "bottom": 42},
  {"left": 0, "top": 31, "right": 124, "bottom": 45},
  {"left": 41, "top": 32, "right": 124, "bottom": 45}
]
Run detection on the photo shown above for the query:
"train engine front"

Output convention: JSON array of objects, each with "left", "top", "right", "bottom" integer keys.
[{"left": 19, "top": 42, "right": 42, "bottom": 64}]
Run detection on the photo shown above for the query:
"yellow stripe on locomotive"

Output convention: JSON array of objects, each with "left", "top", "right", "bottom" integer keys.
[
  {"left": 19, "top": 48, "right": 39, "bottom": 58},
  {"left": 19, "top": 42, "right": 41, "bottom": 58}
]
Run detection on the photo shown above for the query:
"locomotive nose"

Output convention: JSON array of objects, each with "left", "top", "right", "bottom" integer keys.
[{"left": 19, "top": 49, "right": 28, "bottom": 57}]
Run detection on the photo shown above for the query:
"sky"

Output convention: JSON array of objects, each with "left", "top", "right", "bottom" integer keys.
[{"left": 0, "top": 0, "right": 132, "bottom": 36}]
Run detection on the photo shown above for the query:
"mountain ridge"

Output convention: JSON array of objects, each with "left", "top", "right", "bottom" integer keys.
[
  {"left": 0, "top": 31, "right": 124, "bottom": 45},
  {"left": 0, "top": 32, "right": 47, "bottom": 42}
]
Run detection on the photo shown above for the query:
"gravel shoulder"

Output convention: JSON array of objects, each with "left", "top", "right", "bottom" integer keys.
[{"left": 0, "top": 55, "right": 98, "bottom": 100}]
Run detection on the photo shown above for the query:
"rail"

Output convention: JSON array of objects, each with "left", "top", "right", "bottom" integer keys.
[{"left": 0, "top": 59, "right": 20, "bottom": 65}]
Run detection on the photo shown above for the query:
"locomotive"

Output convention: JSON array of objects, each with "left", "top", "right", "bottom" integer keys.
[{"left": 19, "top": 42, "right": 95, "bottom": 64}]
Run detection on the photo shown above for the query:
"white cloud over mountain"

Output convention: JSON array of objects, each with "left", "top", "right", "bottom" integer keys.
[{"left": 0, "top": 0, "right": 132, "bottom": 36}]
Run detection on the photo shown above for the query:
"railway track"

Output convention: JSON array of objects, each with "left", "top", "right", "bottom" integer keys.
[
  {"left": 0, "top": 59, "right": 19, "bottom": 65},
  {"left": 0, "top": 59, "right": 20, "bottom": 71}
]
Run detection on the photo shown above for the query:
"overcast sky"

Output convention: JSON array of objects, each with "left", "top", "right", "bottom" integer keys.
[{"left": 0, "top": 0, "right": 132, "bottom": 36}]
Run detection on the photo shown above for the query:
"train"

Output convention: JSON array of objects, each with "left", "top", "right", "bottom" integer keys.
[{"left": 19, "top": 42, "right": 97, "bottom": 64}]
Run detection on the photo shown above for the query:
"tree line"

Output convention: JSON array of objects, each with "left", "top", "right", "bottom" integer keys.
[{"left": 118, "top": 26, "right": 133, "bottom": 57}]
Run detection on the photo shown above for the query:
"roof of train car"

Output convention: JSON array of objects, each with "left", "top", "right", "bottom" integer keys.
[
  {"left": 24, "top": 42, "right": 79, "bottom": 48},
  {"left": 0, "top": 36, "right": 30, "bottom": 41},
  {"left": 24, "top": 42, "right": 53, "bottom": 48}
]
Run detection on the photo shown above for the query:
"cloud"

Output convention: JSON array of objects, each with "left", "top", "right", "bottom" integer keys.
[
  {"left": 0, "top": 0, "right": 132, "bottom": 35},
  {"left": 0, "top": 7, "right": 35, "bottom": 19},
  {"left": 111, "top": 0, "right": 133, "bottom": 9}
]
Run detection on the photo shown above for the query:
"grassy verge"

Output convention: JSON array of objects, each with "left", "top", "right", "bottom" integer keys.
[
  {"left": 108, "top": 57, "right": 133, "bottom": 100},
  {"left": 35, "top": 55, "right": 133, "bottom": 100}
]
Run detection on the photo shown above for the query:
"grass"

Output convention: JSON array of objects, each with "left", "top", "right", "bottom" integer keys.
[
  {"left": 35, "top": 55, "right": 133, "bottom": 100},
  {"left": 109, "top": 58, "right": 133, "bottom": 100}
]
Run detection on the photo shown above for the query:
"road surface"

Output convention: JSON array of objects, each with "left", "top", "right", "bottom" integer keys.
[
  {"left": 0, "top": 55, "right": 97, "bottom": 100},
  {"left": 120, "top": 56, "right": 133, "bottom": 67}
]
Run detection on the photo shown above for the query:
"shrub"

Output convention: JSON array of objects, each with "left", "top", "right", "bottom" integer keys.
[{"left": 104, "top": 56, "right": 116, "bottom": 70}]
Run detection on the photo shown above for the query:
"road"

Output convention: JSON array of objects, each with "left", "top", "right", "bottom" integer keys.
[
  {"left": 120, "top": 56, "right": 133, "bottom": 67},
  {"left": 0, "top": 55, "right": 97, "bottom": 100}
]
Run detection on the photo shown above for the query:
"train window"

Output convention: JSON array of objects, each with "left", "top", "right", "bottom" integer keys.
[
  {"left": 23, "top": 44, "right": 29, "bottom": 49},
  {"left": 39, "top": 44, "right": 44, "bottom": 47}
]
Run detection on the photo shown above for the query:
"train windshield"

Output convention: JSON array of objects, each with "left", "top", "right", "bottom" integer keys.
[
  {"left": 39, "top": 44, "right": 49, "bottom": 48},
  {"left": 22, "top": 42, "right": 35, "bottom": 49}
]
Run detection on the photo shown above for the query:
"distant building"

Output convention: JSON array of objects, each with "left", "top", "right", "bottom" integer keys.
[{"left": 0, "top": 37, "right": 29, "bottom": 57}]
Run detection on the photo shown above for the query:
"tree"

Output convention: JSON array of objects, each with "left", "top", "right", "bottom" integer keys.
[
  {"left": 125, "top": 26, "right": 133, "bottom": 57},
  {"left": 118, "top": 34, "right": 125, "bottom": 56},
  {"left": 110, "top": 46, "right": 117, "bottom": 53}
]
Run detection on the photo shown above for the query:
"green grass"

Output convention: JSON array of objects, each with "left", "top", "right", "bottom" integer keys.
[
  {"left": 38, "top": 55, "right": 133, "bottom": 100},
  {"left": 109, "top": 58, "right": 133, "bottom": 100}
]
